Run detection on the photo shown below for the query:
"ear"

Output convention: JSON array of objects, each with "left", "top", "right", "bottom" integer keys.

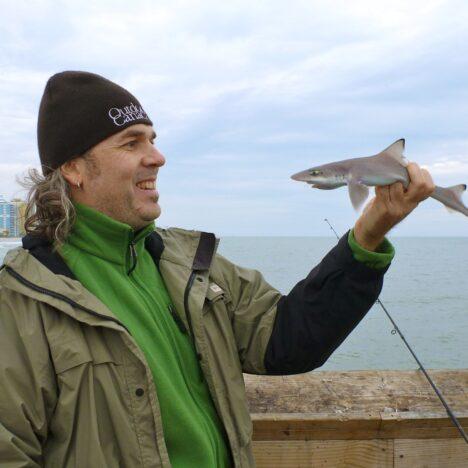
[{"left": 60, "top": 158, "right": 83, "bottom": 187}]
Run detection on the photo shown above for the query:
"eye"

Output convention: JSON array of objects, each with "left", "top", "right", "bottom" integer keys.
[
  {"left": 309, "top": 170, "right": 322, "bottom": 176},
  {"left": 124, "top": 140, "right": 138, "bottom": 149}
]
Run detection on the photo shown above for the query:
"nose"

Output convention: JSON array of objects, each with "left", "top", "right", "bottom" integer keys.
[{"left": 143, "top": 144, "right": 166, "bottom": 168}]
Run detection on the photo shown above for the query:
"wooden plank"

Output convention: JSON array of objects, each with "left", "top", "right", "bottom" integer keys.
[
  {"left": 252, "top": 439, "right": 393, "bottom": 467},
  {"left": 245, "top": 370, "right": 468, "bottom": 415},
  {"left": 379, "top": 411, "right": 468, "bottom": 439},
  {"left": 245, "top": 370, "right": 468, "bottom": 440},
  {"left": 252, "top": 413, "right": 381, "bottom": 441},
  {"left": 394, "top": 439, "right": 468, "bottom": 467},
  {"left": 251, "top": 412, "right": 468, "bottom": 440}
]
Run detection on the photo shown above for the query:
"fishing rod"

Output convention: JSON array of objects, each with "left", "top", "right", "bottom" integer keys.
[{"left": 324, "top": 218, "right": 468, "bottom": 444}]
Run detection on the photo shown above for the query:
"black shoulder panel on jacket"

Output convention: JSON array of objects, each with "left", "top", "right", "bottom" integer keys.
[
  {"left": 264, "top": 230, "right": 390, "bottom": 375},
  {"left": 22, "top": 234, "right": 76, "bottom": 279},
  {"left": 145, "top": 231, "right": 165, "bottom": 268},
  {"left": 192, "top": 232, "right": 216, "bottom": 271}
]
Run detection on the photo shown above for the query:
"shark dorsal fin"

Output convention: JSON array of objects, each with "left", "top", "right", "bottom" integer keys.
[{"left": 380, "top": 139, "right": 408, "bottom": 167}]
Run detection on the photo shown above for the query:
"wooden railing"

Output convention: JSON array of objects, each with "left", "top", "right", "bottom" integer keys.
[{"left": 244, "top": 370, "right": 468, "bottom": 467}]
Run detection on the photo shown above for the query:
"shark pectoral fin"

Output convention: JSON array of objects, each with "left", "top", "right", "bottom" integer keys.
[{"left": 348, "top": 179, "right": 369, "bottom": 211}]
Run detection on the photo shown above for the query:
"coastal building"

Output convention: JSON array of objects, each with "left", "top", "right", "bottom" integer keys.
[
  {"left": 0, "top": 196, "right": 27, "bottom": 237},
  {"left": 11, "top": 198, "right": 27, "bottom": 236}
]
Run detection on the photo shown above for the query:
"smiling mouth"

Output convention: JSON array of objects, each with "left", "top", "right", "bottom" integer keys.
[{"left": 136, "top": 180, "right": 156, "bottom": 190}]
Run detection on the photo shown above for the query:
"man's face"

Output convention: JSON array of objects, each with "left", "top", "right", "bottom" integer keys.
[{"left": 72, "top": 124, "right": 165, "bottom": 230}]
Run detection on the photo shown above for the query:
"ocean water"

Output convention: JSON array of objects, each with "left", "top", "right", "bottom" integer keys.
[{"left": 1, "top": 236, "right": 466, "bottom": 370}]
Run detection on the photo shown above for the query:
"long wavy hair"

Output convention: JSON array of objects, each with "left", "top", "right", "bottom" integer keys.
[
  {"left": 20, "top": 152, "right": 99, "bottom": 247},
  {"left": 20, "top": 167, "right": 76, "bottom": 248}
]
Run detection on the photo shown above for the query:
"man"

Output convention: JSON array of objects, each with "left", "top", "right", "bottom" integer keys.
[{"left": 0, "top": 71, "right": 434, "bottom": 468}]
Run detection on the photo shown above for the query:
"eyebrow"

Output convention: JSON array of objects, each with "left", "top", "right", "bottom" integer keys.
[{"left": 117, "top": 129, "right": 157, "bottom": 141}]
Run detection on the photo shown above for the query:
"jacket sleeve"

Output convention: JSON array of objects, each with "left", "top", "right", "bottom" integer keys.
[
  {"left": 264, "top": 230, "right": 392, "bottom": 374},
  {"left": 216, "top": 230, "right": 392, "bottom": 375},
  {"left": 0, "top": 287, "right": 57, "bottom": 467}
]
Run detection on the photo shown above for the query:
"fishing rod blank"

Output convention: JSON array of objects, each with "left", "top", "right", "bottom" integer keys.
[{"left": 324, "top": 218, "right": 468, "bottom": 444}]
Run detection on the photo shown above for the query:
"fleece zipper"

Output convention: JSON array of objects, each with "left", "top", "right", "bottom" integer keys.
[
  {"left": 127, "top": 241, "right": 137, "bottom": 275},
  {"left": 124, "top": 239, "right": 199, "bottom": 360}
]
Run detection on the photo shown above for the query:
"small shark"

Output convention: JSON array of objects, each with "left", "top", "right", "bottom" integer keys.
[{"left": 291, "top": 139, "right": 468, "bottom": 216}]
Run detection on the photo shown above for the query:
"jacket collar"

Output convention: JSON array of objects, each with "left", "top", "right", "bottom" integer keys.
[
  {"left": 62, "top": 203, "right": 155, "bottom": 267},
  {"left": 11, "top": 226, "right": 217, "bottom": 282},
  {"left": 2, "top": 226, "right": 218, "bottom": 331}
]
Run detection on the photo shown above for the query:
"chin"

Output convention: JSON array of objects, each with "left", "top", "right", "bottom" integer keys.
[{"left": 140, "top": 204, "right": 161, "bottom": 222}]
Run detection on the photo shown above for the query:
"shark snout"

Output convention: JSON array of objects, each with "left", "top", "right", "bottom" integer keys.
[{"left": 291, "top": 170, "right": 310, "bottom": 182}]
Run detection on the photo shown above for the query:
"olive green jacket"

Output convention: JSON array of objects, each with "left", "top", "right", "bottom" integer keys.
[
  {"left": 0, "top": 226, "right": 390, "bottom": 467},
  {"left": 0, "top": 227, "right": 278, "bottom": 467}
]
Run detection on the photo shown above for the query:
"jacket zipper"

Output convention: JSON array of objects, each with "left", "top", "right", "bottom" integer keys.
[
  {"left": 127, "top": 241, "right": 137, "bottom": 275},
  {"left": 168, "top": 304, "right": 188, "bottom": 334},
  {"left": 183, "top": 270, "right": 224, "bottom": 427},
  {"left": 183, "top": 270, "right": 202, "bottom": 361},
  {"left": 4, "top": 266, "right": 130, "bottom": 333}
]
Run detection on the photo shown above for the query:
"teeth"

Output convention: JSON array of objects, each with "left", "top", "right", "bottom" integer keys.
[{"left": 137, "top": 181, "right": 155, "bottom": 190}]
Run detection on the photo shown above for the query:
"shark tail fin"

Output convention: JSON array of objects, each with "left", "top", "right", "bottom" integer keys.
[
  {"left": 445, "top": 183, "right": 467, "bottom": 200},
  {"left": 446, "top": 184, "right": 467, "bottom": 213},
  {"left": 436, "top": 184, "right": 468, "bottom": 216},
  {"left": 380, "top": 138, "right": 409, "bottom": 167}
]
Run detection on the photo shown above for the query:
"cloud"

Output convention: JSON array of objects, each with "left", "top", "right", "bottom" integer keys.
[
  {"left": 1, "top": 0, "right": 468, "bottom": 235},
  {"left": 422, "top": 159, "right": 468, "bottom": 177}
]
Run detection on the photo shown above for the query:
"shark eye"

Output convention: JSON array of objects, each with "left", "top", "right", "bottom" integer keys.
[{"left": 309, "top": 170, "right": 322, "bottom": 176}]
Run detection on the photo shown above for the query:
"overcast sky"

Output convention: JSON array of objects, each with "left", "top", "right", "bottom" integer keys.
[{"left": 1, "top": 0, "right": 467, "bottom": 236}]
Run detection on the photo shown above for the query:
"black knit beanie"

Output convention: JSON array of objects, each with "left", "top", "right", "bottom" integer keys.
[{"left": 37, "top": 71, "right": 153, "bottom": 175}]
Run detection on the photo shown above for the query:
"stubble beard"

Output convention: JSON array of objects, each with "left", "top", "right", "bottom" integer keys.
[
  {"left": 116, "top": 190, "right": 159, "bottom": 230},
  {"left": 83, "top": 156, "right": 159, "bottom": 230}
]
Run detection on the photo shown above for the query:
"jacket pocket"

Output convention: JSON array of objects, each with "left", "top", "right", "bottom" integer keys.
[
  {"left": 203, "top": 282, "right": 226, "bottom": 315},
  {"left": 206, "top": 282, "right": 225, "bottom": 302},
  {"left": 45, "top": 310, "right": 122, "bottom": 374},
  {"left": 52, "top": 338, "right": 93, "bottom": 373},
  {"left": 49, "top": 328, "right": 122, "bottom": 374}
]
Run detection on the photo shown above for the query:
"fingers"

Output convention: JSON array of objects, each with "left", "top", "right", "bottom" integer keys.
[
  {"left": 369, "top": 163, "right": 435, "bottom": 226},
  {"left": 376, "top": 182, "right": 407, "bottom": 219},
  {"left": 405, "top": 162, "right": 435, "bottom": 202},
  {"left": 421, "top": 167, "right": 436, "bottom": 195},
  {"left": 374, "top": 185, "right": 396, "bottom": 216},
  {"left": 375, "top": 185, "right": 390, "bottom": 206},
  {"left": 405, "top": 163, "right": 424, "bottom": 201},
  {"left": 390, "top": 181, "right": 405, "bottom": 204}
]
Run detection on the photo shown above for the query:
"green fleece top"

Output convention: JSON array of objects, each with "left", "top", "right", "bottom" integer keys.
[
  {"left": 348, "top": 228, "right": 395, "bottom": 269},
  {"left": 59, "top": 203, "right": 394, "bottom": 468},
  {"left": 60, "top": 203, "right": 232, "bottom": 468}
]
